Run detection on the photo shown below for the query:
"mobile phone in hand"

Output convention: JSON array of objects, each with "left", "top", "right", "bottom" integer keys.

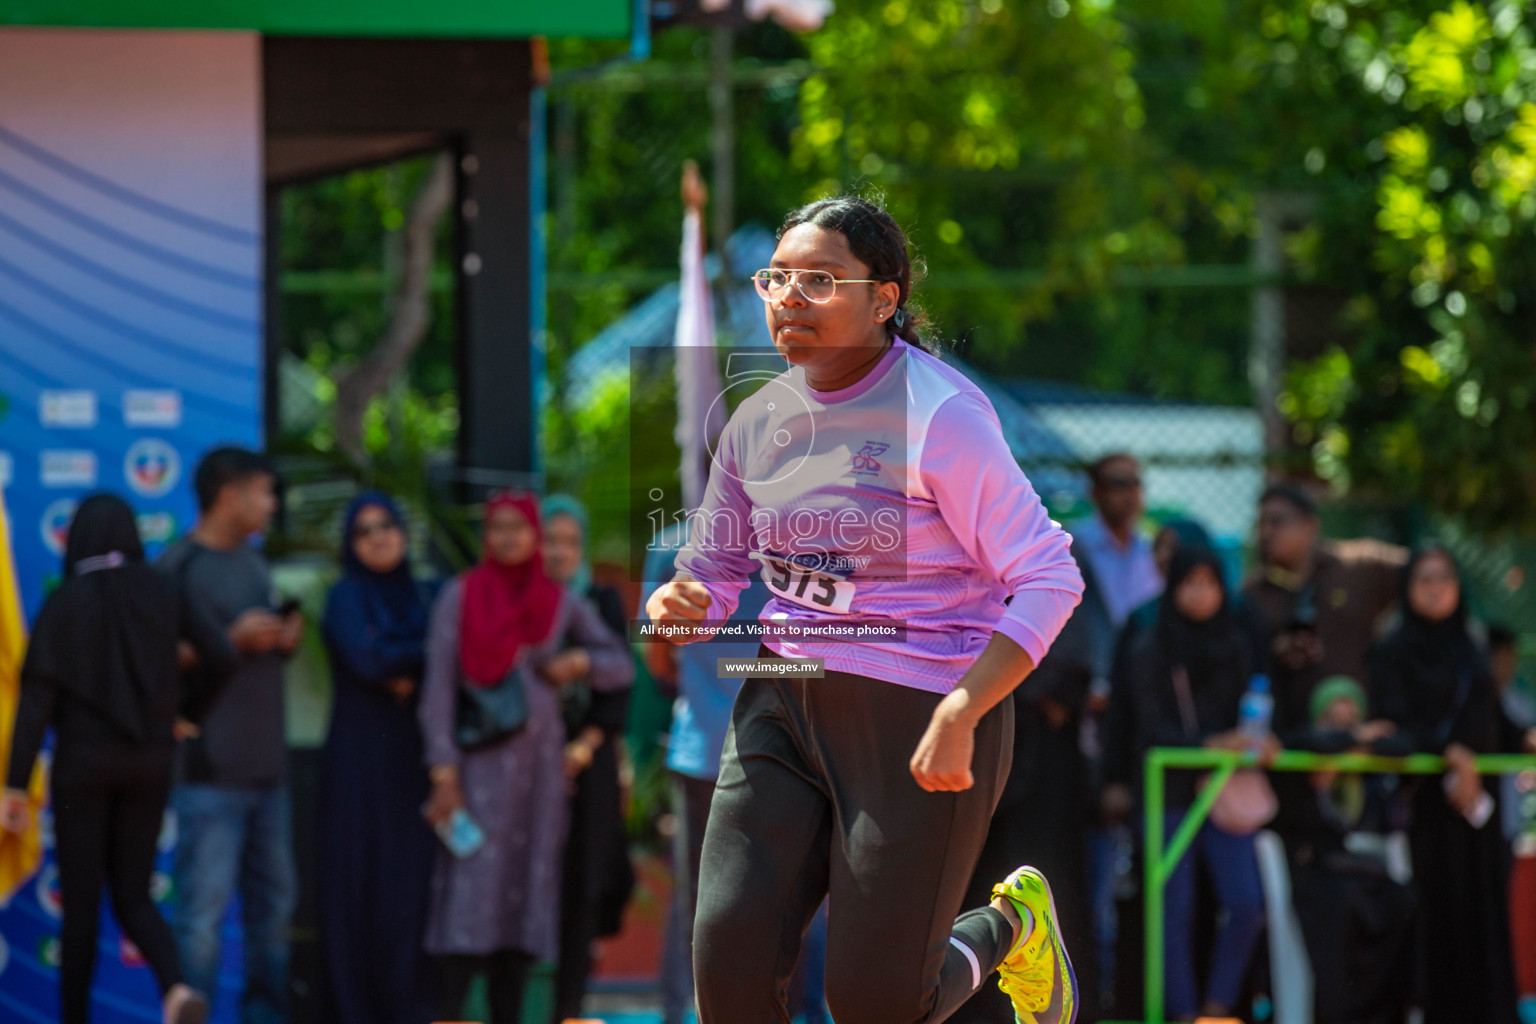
[
  {"left": 275, "top": 597, "right": 301, "bottom": 618},
  {"left": 435, "top": 808, "right": 486, "bottom": 858}
]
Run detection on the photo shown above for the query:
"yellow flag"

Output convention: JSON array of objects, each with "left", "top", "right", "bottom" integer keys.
[{"left": 0, "top": 482, "right": 44, "bottom": 905}]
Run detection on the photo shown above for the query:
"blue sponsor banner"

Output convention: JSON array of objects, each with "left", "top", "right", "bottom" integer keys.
[{"left": 0, "top": 29, "right": 263, "bottom": 1023}]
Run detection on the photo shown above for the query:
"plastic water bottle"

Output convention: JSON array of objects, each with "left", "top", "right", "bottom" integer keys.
[{"left": 1237, "top": 674, "right": 1274, "bottom": 754}]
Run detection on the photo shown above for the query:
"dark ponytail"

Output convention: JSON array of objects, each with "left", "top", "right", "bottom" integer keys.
[{"left": 778, "top": 196, "right": 936, "bottom": 353}]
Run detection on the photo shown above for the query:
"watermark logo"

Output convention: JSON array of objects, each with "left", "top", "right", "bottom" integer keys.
[
  {"left": 706, "top": 370, "right": 818, "bottom": 488},
  {"left": 630, "top": 346, "right": 910, "bottom": 584}
]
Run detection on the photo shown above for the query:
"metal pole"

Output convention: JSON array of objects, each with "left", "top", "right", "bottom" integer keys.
[
  {"left": 1249, "top": 191, "right": 1315, "bottom": 462},
  {"left": 1250, "top": 192, "right": 1286, "bottom": 460},
  {"left": 1144, "top": 748, "right": 1166, "bottom": 1024},
  {"left": 1138, "top": 745, "right": 1536, "bottom": 1024},
  {"left": 529, "top": 83, "right": 548, "bottom": 480},
  {"left": 708, "top": 24, "right": 735, "bottom": 264},
  {"left": 1158, "top": 759, "right": 1238, "bottom": 888}
]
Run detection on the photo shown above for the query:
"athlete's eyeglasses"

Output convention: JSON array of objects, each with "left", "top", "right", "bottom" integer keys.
[{"left": 752, "top": 268, "right": 882, "bottom": 304}]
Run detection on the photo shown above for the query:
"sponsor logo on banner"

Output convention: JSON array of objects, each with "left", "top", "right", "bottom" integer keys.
[
  {"left": 119, "top": 936, "right": 146, "bottom": 968},
  {"left": 136, "top": 512, "right": 178, "bottom": 545},
  {"left": 124, "top": 389, "right": 182, "bottom": 428},
  {"left": 40, "top": 498, "right": 76, "bottom": 556},
  {"left": 40, "top": 450, "right": 97, "bottom": 488},
  {"left": 38, "top": 936, "right": 61, "bottom": 969},
  {"left": 124, "top": 439, "right": 180, "bottom": 498},
  {"left": 35, "top": 864, "right": 62, "bottom": 920},
  {"left": 151, "top": 872, "right": 174, "bottom": 905},
  {"left": 0, "top": 450, "right": 10, "bottom": 489},
  {"left": 40, "top": 390, "right": 97, "bottom": 428}
]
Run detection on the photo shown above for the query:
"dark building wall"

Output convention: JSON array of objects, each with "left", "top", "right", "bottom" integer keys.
[
  {"left": 263, "top": 37, "right": 536, "bottom": 476},
  {"left": 262, "top": 41, "right": 535, "bottom": 1022}
]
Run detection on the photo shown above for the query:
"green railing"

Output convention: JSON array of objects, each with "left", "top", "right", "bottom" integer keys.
[{"left": 1139, "top": 747, "right": 1536, "bottom": 1024}]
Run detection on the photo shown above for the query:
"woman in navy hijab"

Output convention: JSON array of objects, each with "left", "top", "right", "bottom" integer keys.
[{"left": 319, "top": 492, "right": 438, "bottom": 1024}]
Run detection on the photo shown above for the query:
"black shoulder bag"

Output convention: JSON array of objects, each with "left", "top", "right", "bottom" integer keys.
[{"left": 454, "top": 662, "right": 530, "bottom": 751}]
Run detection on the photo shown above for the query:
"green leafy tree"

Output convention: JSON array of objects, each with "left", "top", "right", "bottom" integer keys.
[
  {"left": 276, "top": 0, "right": 1536, "bottom": 544},
  {"left": 1224, "top": 0, "right": 1536, "bottom": 533},
  {"left": 547, "top": 5, "right": 1264, "bottom": 406}
]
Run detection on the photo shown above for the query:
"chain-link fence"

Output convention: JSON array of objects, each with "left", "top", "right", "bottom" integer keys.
[
  {"left": 956, "top": 362, "right": 1265, "bottom": 586},
  {"left": 972, "top": 371, "right": 1536, "bottom": 677},
  {"left": 1441, "top": 523, "right": 1536, "bottom": 660}
]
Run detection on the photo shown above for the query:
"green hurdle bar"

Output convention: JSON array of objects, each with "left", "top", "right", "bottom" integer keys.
[{"left": 1138, "top": 747, "right": 1536, "bottom": 1024}]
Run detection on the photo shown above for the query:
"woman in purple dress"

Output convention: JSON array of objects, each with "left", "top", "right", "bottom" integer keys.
[{"left": 418, "top": 491, "right": 633, "bottom": 1023}]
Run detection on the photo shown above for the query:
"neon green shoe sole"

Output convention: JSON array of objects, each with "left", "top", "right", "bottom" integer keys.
[{"left": 990, "top": 865, "right": 1078, "bottom": 1024}]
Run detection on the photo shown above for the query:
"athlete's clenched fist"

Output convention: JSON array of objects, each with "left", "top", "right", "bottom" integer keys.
[{"left": 644, "top": 575, "right": 714, "bottom": 643}]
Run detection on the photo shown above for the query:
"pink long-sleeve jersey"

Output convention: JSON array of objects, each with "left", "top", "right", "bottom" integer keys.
[{"left": 670, "top": 337, "right": 1085, "bottom": 694}]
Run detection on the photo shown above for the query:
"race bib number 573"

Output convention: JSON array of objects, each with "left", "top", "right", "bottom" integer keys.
[{"left": 750, "top": 552, "right": 856, "bottom": 614}]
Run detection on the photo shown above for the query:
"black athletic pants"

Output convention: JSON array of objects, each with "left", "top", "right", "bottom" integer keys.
[
  {"left": 694, "top": 652, "right": 1017, "bottom": 1024},
  {"left": 52, "top": 743, "right": 183, "bottom": 1024},
  {"left": 438, "top": 950, "right": 534, "bottom": 1024}
]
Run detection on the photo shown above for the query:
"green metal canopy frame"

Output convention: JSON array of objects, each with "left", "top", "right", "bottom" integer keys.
[
  {"left": 1128, "top": 746, "right": 1536, "bottom": 1024},
  {"left": 0, "top": 0, "right": 631, "bottom": 37}
]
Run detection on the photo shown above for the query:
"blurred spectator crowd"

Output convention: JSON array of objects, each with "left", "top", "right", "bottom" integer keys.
[
  {"left": 964, "top": 454, "right": 1536, "bottom": 1024},
  {"left": 5, "top": 444, "right": 1536, "bottom": 1024}
]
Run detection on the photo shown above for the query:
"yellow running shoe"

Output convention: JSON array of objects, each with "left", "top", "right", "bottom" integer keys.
[{"left": 990, "top": 865, "right": 1078, "bottom": 1024}]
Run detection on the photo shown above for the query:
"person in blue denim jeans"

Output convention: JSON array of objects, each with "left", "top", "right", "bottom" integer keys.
[
  {"left": 157, "top": 448, "right": 302, "bottom": 1024},
  {"left": 1120, "top": 545, "right": 1270, "bottom": 1021},
  {"left": 642, "top": 527, "right": 773, "bottom": 1024},
  {"left": 171, "top": 785, "right": 297, "bottom": 1022}
]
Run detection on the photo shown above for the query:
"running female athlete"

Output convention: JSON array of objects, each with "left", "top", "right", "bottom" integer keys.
[{"left": 645, "top": 196, "right": 1084, "bottom": 1024}]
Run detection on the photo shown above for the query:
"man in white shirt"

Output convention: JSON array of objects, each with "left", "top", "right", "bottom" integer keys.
[{"left": 1071, "top": 453, "right": 1162, "bottom": 632}]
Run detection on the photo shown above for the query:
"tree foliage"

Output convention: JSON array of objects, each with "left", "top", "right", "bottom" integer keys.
[
  {"left": 277, "top": 153, "right": 460, "bottom": 467},
  {"left": 788, "top": 0, "right": 1536, "bottom": 533},
  {"left": 274, "top": 0, "right": 1536, "bottom": 539},
  {"left": 1201, "top": 0, "right": 1536, "bottom": 533}
]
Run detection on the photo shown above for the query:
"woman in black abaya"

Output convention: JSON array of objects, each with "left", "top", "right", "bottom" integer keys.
[
  {"left": 541, "top": 494, "right": 636, "bottom": 1022},
  {"left": 1, "top": 493, "right": 236, "bottom": 1024},
  {"left": 1370, "top": 544, "right": 1536, "bottom": 1024}
]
